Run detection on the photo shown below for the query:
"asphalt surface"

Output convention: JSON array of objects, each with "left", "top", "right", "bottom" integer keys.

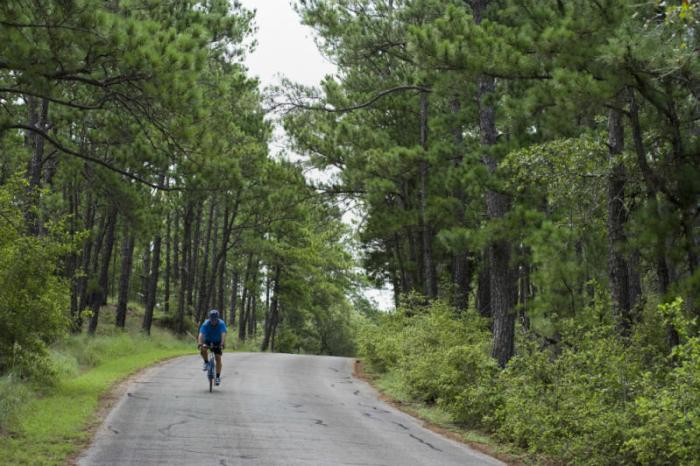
[{"left": 78, "top": 352, "right": 505, "bottom": 466}]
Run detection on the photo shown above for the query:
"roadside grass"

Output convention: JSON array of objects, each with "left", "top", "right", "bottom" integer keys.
[
  {"left": 367, "top": 368, "right": 539, "bottom": 466},
  {"left": 0, "top": 302, "right": 250, "bottom": 466}
]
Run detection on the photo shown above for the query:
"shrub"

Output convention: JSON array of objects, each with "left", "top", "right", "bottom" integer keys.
[
  {"left": 495, "top": 327, "right": 643, "bottom": 465},
  {"left": 0, "top": 179, "right": 71, "bottom": 374},
  {"left": 624, "top": 300, "right": 700, "bottom": 465}
]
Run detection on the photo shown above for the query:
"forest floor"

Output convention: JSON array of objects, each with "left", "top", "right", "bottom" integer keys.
[{"left": 353, "top": 360, "right": 553, "bottom": 466}]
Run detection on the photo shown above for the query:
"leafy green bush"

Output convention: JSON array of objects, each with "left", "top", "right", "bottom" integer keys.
[
  {"left": 0, "top": 179, "right": 71, "bottom": 374},
  {"left": 624, "top": 299, "right": 700, "bottom": 465},
  {"left": 358, "top": 299, "right": 498, "bottom": 425},
  {"left": 494, "top": 327, "right": 642, "bottom": 465}
]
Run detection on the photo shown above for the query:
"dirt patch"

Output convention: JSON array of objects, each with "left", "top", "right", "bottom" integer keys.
[
  {"left": 352, "top": 359, "right": 526, "bottom": 466},
  {"left": 66, "top": 354, "right": 187, "bottom": 466}
]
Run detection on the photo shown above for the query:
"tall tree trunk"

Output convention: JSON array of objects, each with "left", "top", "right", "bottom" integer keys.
[
  {"left": 24, "top": 97, "right": 49, "bottom": 235},
  {"left": 628, "top": 89, "right": 679, "bottom": 346},
  {"left": 196, "top": 202, "right": 216, "bottom": 323},
  {"left": 177, "top": 204, "right": 193, "bottom": 334},
  {"left": 189, "top": 205, "right": 203, "bottom": 309},
  {"left": 67, "top": 181, "right": 80, "bottom": 328},
  {"left": 88, "top": 206, "right": 118, "bottom": 335},
  {"left": 229, "top": 271, "right": 239, "bottom": 327},
  {"left": 480, "top": 82, "right": 516, "bottom": 366},
  {"left": 116, "top": 234, "right": 135, "bottom": 328},
  {"left": 207, "top": 211, "right": 220, "bottom": 312},
  {"left": 261, "top": 266, "right": 281, "bottom": 352},
  {"left": 475, "top": 70, "right": 516, "bottom": 365},
  {"left": 143, "top": 228, "right": 163, "bottom": 335},
  {"left": 607, "top": 106, "right": 632, "bottom": 336},
  {"left": 141, "top": 243, "right": 151, "bottom": 307},
  {"left": 248, "top": 262, "right": 259, "bottom": 337},
  {"left": 419, "top": 91, "right": 437, "bottom": 298},
  {"left": 164, "top": 212, "right": 171, "bottom": 314},
  {"left": 450, "top": 97, "right": 473, "bottom": 312},
  {"left": 239, "top": 254, "right": 254, "bottom": 341},
  {"left": 76, "top": 191, "right": 96, "bottom": 330}
]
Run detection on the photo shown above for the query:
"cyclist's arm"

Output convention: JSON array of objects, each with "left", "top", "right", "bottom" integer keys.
[
  {"left": 220, "top": 330, "right": 226, "bottom": 348},
  {"left": 197, "top": 332, "right": 205, "bottom": 347}
]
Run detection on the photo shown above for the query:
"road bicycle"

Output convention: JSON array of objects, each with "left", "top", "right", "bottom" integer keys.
[{"left": 201, "top": 343, "right": 221, "bottom": 392}]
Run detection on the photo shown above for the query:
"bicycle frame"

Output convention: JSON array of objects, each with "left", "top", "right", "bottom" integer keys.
[{"left": 205, "top": 344, "right": 219, "bottom": 392}]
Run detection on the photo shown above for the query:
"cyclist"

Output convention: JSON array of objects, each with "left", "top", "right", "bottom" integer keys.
[{"left": 198, "top": 309, "right": 227, "bottom": 386}]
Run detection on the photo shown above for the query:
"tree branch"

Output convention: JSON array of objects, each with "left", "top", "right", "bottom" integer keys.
[
  {"left": 4, "top": 124, "right": 175, "bottom": 191},
  {"left": 275, "top": 85, "right": 431, "bottom": 114}
]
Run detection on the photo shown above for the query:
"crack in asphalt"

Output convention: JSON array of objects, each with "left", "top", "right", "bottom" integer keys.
[
  {"left": 157, "top": 419, "right": 188, "bottom": 437},
  {"left": 127, "top": 392, "right": 149, "bottom": 400},
  {"left": 409, "top": 434, "right": 443, "bottom": 452}
]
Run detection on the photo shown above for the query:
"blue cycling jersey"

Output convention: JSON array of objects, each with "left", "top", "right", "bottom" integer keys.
[{"left": 199, "top": 319, "right": 227, "bottom": 343}]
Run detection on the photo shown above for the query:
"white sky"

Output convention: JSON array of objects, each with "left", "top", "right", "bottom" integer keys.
[
  {"left": 239, "top": 0, "right": 336, "bottom": 88},
  {"left": 238, "top": 0, "right": 394, "bottom": 310}
]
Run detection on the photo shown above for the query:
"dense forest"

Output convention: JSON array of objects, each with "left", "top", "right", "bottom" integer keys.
[
  {"left": 1, "top": 0, "right": 699, "bottom": 464},
  {"left": 0, "top": 0, "right": 358, "bottom": 366}
]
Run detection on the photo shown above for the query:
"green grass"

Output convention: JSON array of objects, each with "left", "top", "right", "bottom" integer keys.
[{"left": 0, "top": 303, "right": 202, "bottom": 466}]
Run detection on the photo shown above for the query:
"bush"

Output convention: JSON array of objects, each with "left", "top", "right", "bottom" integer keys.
[
  {"left": 624, "top": 300, "right": 700, "bottom": 465},
  {"left": 358, "top": 299, "right": 498, "bottom": 425},
  {"left": 0, "top": 179, "right": 71, "bottom": 374},
  {"left": 494, "top": 328, "right": 642, "bottom": 465}
]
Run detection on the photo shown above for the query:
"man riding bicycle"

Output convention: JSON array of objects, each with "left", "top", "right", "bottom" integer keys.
[{"left": 198, "top": 309, "right": 227, "bottom": 386}]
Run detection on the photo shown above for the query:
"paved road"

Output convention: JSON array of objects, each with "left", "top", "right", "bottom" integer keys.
[{"left": 79, "top": 353, "right": 504, "bottom": 466}]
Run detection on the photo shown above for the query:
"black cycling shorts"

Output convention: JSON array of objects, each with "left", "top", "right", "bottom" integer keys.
[{"left": 204, "top": 343, "right": 222, "bottom": 355}]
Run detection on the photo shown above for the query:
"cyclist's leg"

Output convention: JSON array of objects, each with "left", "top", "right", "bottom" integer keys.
[
  {"left": 214, "top": 352, "right": 222, "bottom": 376},
  {"left": 200, "top": 344, "right": 209, "bottom": 363}
]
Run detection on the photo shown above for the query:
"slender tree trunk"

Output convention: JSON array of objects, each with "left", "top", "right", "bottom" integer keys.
[
  {"left": 229, "top": 271, "right": 239, "bottom": 327},
  {"left": 164, "top": 212, "right": 171, "bottom": 314},
  {"left": 88, "top": 206, "right": 118, "bottom": 335},
  {"left": 141, "top": 244, "right": 151, "bottom": 307},
  {"left": 261, "top": 266, "right": 281, "bottom": 351},
  {"left": 628, "top": 89, "right": 679, "bottom": 346},
  {"left": 418, "top": 91, "right": 437, "bottom": 298},
  {"left": 239, "top": 254, "right": 254, "bottom": 341},
  {"left": 450, "top": 97, "right": 473, "bottom": 312},
  {"left": 248, "top": 262, "right": 259, "bottom": 337},
  {"left": 177, "top": 204, "right": 193, "bottom": 334},
  {"left": 116, "top": 234, "right": 135, "bottom": 328},
  {"left": 478, "top": 78, "right": 516, "bottom": 366},
  {"left": 143, "top": 227, "right": 163, "bottom": 335},
  {"left": 24, "top": 97, "right": 49, "bottom": 235},
  {"left": 607, "top": 106, "right": 632, "bottom": 336},
  {"left": 76, "top": 192, "right": 96, "bottom": 330},
  {"left": 473, "top": 60, "right": 516, "bottom": 366},
  {"left": 67, "top": 181, "right": 80, "bottom": 327},
  {"left": 189, "top": 205, "right": 203, "bottom": 310},
  {"left": 207, "top": 211, "right": 220, "bottom": 312},
  {"left": 196, "top": 202, "right": 216, "bottom": 323}
]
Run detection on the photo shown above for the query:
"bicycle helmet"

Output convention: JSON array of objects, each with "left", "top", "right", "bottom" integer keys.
[{"left": 208, "top": 309, "right": 220, "bottom": 321}]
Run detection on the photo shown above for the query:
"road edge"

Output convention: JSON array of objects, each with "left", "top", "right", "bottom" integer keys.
[
  {"left": 65, "top": 354, "right": 191, "bottom": 466},
  {"left": 352, "top": 359, "right": 526, "bottom": 466}
]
